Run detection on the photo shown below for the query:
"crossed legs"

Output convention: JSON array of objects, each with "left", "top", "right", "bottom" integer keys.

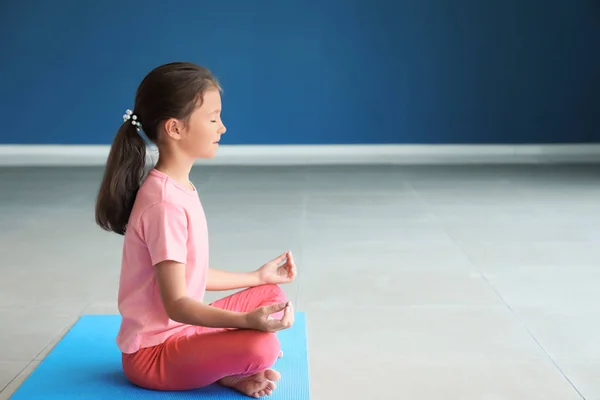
[{"left": 122, "top": 284, "right": 287, "bottom": 396}]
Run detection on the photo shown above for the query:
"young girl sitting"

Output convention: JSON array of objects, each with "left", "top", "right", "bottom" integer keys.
[{"left": 95, "top": 61, "right": 296, "bottom": 399}]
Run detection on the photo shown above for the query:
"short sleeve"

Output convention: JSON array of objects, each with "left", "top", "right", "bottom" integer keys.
[{"left": 139, "top": 202, "right": 188, "bottom": 266}]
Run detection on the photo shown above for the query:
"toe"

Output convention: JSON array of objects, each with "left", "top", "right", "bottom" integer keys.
[{"left": 264, "top": 369, "right": 281, "bottom": 382}]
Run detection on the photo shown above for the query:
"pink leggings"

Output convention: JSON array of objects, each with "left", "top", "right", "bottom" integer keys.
[{"left": 121, "top": 284, "right": 287, "bottom": 391}]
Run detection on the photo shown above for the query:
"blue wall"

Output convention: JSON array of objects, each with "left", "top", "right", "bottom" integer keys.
[{"left": 1, "top": 0, "right": 599, "bottom": 145}]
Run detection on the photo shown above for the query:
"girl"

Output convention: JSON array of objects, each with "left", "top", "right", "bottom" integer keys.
[{"left": 95, "top": 62, "right": 296, "bottom": 399}]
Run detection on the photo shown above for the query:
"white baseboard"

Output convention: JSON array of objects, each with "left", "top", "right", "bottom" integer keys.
[{"left": 0, "top": 144, "right": 599, "bottom": 166}]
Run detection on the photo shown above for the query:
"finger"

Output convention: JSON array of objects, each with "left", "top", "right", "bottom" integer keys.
[
  {"left": 266, "top": 302, "right": 293, "bottom": 332},
  {"left": 284, "top": 269, "right": 295, "bottom": 282},
  {"left": 272, "top": 251, "right": 289, "bottom": 265},
  {"left": 288, "top": 263, "right": 297, "bottom": 280},
  {"left": 280, "top": 302, "right": 294, "bottom": 328},
  {"left": 288, "top": 252, "right": 297, "bottom": 275},
  {"left": 282, "top": 264, "right": 296, "bottom": 281},
  {"left": 281, "top": 264, "right": 293, "bottom": 281},
  {"left": 262, "top": 302, "right": 288, "bottom": 315}
]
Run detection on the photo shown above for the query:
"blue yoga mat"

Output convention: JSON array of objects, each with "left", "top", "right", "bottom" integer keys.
[{"left": 10, "top": 313, "right": 310, "bottom": 399}]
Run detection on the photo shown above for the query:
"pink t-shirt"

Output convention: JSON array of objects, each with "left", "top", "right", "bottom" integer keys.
[{"left": 116, "top": 168, "right": 208, "bottom": 354}]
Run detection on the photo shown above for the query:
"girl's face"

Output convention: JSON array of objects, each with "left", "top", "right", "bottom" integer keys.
[{"left": 173, "top": 87, "right": 227, "bottom": 159}]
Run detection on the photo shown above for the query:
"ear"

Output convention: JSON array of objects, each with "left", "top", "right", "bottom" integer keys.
[{"left": 163, "top": 118, "right": 185, "bottom": 140}]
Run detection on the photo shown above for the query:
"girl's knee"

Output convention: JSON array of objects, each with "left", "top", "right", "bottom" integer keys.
[
  {"left": 246, "top": 332, "right": 281, "bottom": 368},
  {"left": 257, "top": 283, "right": 287, "bottom": 301}
]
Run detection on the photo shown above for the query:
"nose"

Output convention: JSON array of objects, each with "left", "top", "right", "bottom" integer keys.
[{"left": 220, "top": 122, "right": 226, "bottom": 135}]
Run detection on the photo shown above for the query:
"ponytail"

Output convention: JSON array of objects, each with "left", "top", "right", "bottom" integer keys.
[{"left": 95, "top": 120, "right": 147, "bottom": 235}]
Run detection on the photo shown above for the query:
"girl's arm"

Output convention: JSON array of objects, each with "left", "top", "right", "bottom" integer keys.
[
  {"left": 206, "top": 268, "right": 262, "bottom": 291},
  {"left": 206, "top": 251, "right": 297, "bottom": 291},
  {"left": 155, "top": 260, "right": 250, "bottom": 328}
]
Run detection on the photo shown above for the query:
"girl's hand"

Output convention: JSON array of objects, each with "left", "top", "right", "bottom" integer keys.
[
  {"left": 245, "top": 301, "right": 294, "bottom": 332},
  {"left": 257, "top": 251, "right": 297, "bottom": 285}
]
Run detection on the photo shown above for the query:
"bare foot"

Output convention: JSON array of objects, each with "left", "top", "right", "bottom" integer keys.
[{"left": 219, "top": 369, "right": 281, "bottom": 398}]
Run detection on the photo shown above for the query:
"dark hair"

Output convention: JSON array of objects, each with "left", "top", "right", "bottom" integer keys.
[{"left": 95, "top": 62, "right": 220, "bottom": 235}]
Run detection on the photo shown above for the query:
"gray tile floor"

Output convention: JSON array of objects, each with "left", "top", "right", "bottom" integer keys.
[{"left": 1, "top": 164, "right": 599, "bottom": 399}]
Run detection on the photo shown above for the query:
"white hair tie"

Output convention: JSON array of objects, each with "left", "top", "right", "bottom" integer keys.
[{"left": 123, "top": 109, "right": 142, "bottom": 131}]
